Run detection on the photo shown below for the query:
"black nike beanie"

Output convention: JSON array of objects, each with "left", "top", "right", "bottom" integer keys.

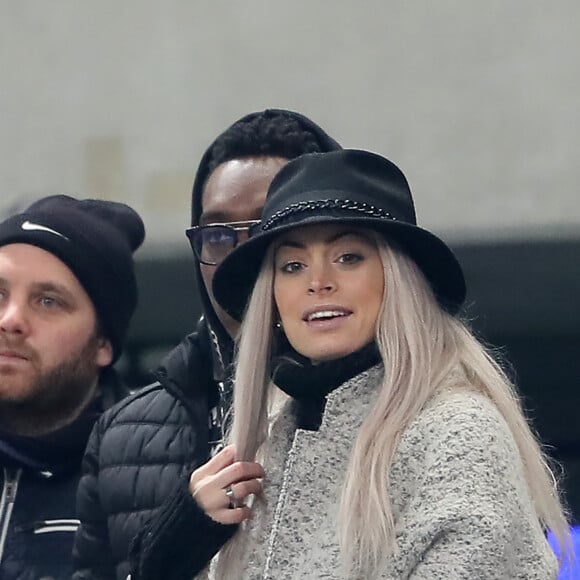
[{"left": 0, "top": 194, "right": 145, "bottom": 362}]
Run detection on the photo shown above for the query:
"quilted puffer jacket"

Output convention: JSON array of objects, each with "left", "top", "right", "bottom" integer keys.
[{"left": 72, "top": 321, "right": 236, "bottom": 580}]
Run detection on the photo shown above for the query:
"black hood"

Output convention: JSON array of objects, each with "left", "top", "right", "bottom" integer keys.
[{"left": 190, "top": 109, "right": 342, "bottom": 381}]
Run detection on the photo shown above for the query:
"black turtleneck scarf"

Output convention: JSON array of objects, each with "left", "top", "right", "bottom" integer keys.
[{"left": 271, "top": 341, "right": 381, "bottom": 431}]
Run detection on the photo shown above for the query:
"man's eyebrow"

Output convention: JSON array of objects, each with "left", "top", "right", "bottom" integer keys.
[
  {"left": 199, "top": 212, "right": 231, "bottom": 225},
  {"left": 0, "top": 278, "right": 77, "bottom": 302},
  {"left": 31, "top": 281, "right": 77, "bottom": 302}
]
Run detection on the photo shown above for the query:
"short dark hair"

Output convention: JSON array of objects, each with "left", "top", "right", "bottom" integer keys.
[
  {"left": 191, "top": 109, "right": 341, "bottom": 226},
  {"left": 205, "top": 110, "right": 326, "bottom": 175}
]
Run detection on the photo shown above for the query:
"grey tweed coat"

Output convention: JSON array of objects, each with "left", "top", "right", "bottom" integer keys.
[{"left": 210, "top": 365, "right": 558, "bottom": 579}]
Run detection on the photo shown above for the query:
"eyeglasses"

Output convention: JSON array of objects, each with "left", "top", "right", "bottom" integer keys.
[{"left": 186, "top": 220, "right": 261, "bottom": 265}]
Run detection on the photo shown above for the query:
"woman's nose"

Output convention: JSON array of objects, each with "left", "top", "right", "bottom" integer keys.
[{"left": 307, "top": 263, "right": 336, "bottom": 295}]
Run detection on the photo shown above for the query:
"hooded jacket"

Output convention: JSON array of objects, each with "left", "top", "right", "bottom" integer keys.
[
  {"left": 0, "top": 370, "right": 128, "bottom": 580},
  {"left": 72, "top": 109, "right": 341, "bottom": 580}
]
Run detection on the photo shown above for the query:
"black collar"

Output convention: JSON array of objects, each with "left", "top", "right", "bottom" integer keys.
[{"left": 272, "top": 342, "right": 381, "bottom": 430}]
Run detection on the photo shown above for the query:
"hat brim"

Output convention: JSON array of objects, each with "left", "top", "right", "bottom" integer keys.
[{"left": 213, "top": 215, "right": 466, "bottom": 321}]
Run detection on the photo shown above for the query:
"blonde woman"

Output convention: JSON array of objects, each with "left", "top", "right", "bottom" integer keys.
[{"left": 203, "top": 149, "right": 569, "bottom": 579}]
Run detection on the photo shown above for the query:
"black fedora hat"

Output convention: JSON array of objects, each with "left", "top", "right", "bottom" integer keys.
[{"left": 213, "top": 149, "right": 466, "bottom": 320}]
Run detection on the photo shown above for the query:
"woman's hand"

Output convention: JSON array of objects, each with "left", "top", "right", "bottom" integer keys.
[{"left": 189, "top": 445, "right": 265, "bottom": 525}]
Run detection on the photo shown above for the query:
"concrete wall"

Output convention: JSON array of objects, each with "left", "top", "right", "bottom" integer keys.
[{"left": 1, "top": 1, "right": 579, "bottom": 254}]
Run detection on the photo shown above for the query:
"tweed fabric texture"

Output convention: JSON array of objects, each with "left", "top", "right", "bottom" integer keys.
[{"left": 211, "top": 365, "right": 557, "bottom": 579}]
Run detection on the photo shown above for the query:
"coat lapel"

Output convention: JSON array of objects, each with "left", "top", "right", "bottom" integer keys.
[{"left": 258, "top": 365, "right": 384, "bottom": 579}]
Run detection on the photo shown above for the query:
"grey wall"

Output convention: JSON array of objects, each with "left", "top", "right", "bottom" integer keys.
[{"left": 2, "top": 1, "right": 579, "bottom": 252}]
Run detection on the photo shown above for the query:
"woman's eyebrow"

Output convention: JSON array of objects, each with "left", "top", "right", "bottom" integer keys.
[
  {"left": 276, "top": 240, "right": 305, "bottom": 251},
  {"left": 276, "top": 230, "right": 369, "bottom": 251}
]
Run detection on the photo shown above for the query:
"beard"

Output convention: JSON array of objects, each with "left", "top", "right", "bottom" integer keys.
[{"left": 0, "top": 333, "right": 103, "bottom": 437}]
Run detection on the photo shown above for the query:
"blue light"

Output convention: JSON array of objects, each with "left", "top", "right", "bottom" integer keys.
[{"left": 549, "top": 526, "right": 580, "bottom": 579}]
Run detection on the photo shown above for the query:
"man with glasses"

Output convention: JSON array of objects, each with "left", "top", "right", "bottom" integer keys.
[
  {"left": 188, "top": 219, "right": 261, "bottom": 269},
  {"left": 73, "top": 109, "right": 341, "bottom": 580}
]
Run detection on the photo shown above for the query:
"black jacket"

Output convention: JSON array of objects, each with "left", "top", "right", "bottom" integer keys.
[
  {"left": 73, "top": 109, "right": 342, "bottom": 580},
  {"left": 0, "top": 370, "right": 127, "bottom": 580},
  {"left": 72, "top": 321, "right": 236, "bottom": 580}
]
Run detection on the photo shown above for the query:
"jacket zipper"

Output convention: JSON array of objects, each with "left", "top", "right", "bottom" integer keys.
[{"left": 0, "top": 467, "right": 22, "bottom": 563}]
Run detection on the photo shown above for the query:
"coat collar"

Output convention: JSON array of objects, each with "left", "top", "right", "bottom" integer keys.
[{"left": 242, "top": 364, "right": 384, "bottom": 578}]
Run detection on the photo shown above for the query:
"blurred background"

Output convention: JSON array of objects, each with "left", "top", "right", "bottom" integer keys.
[{"left": 1, "top": 0, "right": 579, "bottom": 552}]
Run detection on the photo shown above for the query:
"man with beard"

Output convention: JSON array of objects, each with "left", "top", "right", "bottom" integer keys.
[{"left": 0, "top": 194, "right": 144, "bottom": 579}]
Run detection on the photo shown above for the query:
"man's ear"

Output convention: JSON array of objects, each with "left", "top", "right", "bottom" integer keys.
[{"left": 96, "top": 337, "right": 114, "bottom": 368}]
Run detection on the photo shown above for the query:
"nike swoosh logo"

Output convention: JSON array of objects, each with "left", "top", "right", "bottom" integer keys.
[{"left": 21, "top": 221, "right": 69, "bottom": 240}]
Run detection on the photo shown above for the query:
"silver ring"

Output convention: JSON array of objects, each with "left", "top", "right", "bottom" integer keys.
[{"left": 225, "top": 486, "right": 236, "bottom": 509}]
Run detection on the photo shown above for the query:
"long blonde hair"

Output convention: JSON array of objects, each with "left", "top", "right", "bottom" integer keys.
[{"left": 215, "top": 237, "right": 569, "bottom": 578}]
